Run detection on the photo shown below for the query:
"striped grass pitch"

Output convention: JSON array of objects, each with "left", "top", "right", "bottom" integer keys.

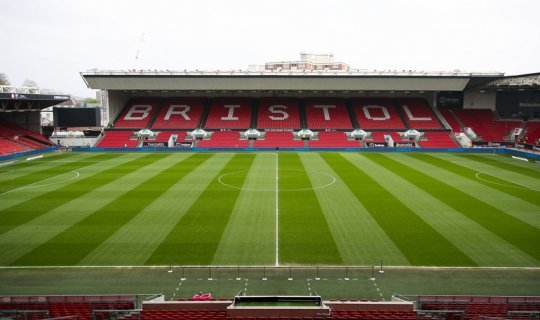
[{"left": 0, "top": 151, "right": 538, "bottom": 268}]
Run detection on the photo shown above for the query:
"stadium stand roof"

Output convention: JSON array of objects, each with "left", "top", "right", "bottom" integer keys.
[
  {"left": 475, "top": 72, "right": 540, "bottom": 92},
  {"left": 0, "top": 93, "right": 70, "bottom": 112},
  {"left": 0, "top": 87, "right": 70, "bottom": 112},
  {"left": 80, "top": 69, "right": 504, "bottom": 94}
]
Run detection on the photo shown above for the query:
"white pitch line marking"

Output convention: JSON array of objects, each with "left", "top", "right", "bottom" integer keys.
[
  {"left": 275, "top": 152, "right": 279, "bottom": 267},
  {"left": 475, "top": 172, "right": 540, "bottom": 192},
  {"left": 0, "top": 171, "right": 80, "bottom": 196},
  {"left": 217, "top": 169, "right": 336, "bottom": 192},
  {"left": 1, "top": 265, "right": 540, "bottom": 270}
]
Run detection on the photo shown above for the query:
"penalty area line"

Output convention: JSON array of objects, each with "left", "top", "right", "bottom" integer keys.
[
  {"left": 275, "top": 152, "right": 279, "bottom": 267},
  {"left": 0, "top": 171, "right": 80, "bottom": 196},
  {"left": 1, "top": 265, "right": 539, "bottom": 270}
]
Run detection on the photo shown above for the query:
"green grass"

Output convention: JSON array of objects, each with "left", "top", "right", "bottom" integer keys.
[{"left": 0, "top": 151, "right": 539, "bottom": 268}]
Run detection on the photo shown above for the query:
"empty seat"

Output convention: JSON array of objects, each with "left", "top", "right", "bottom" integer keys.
[
  {"left": 152, "top": 98, "right": 205, "bottom": 129},
  {"left": 113, "top": 98, "right": 161, "bottom": 129},
  {"left": 96, "top": 131, "right": 139, "bottom": 147},
  {"left": 197, "top": 131, "right": 249, "bottom": 148},
  {"left": 421, "top": 132, "right": 459, "bottom": 148},
  {"left": 204, "top": 98, "right": 252, "bottom": 129},
  {"left": 438, "top": 108, "right": 463, "bottom": 132},
  {"left": 352, "top": 98, "right": 406, "bottom": 130},
  {"left": 253, "top": 131, "right": 304, "bottom": 148},
  {"left": 305, "top": 98, "right": 352, "bottom": 129},
  {"left": 309, "top": 132, "right": 360, "bottom": 148},
  {"left": 257, "top": 98, "right": 301, "bottom": 129},
  {"left": 453, "top": 109, "right": 521, "bottom": 141},
  {"left": 396, "top": 98, "right": 443, "bottom": 129}
]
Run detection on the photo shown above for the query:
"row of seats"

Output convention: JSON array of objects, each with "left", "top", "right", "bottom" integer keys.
[
  {"left": 0, "top": 137, "right": 30, "bottom": 155},
  {"left": 0, "top": 301, "right": 134, "bottom": 320},
  {"left": 126, "top": 309, "right": 425, "bottom": 320},
  {"left": 96, "top": 130, "right": 458, "bottom": 148},
  {"left": 198, "top": 131, "right": 250, "bottom": 148},
  {"left": 438, "top": 108, "right": 463, "bottom": 132},
  {"left": 3, "top": 299, "right": 538, "bottom": 320},
  {"left": 253, "top": 132, "right": 305, "bottom": 148},
  {"left": 0, "top": 119, "right": 51, "bottom": 156},
  {"left": 309, "top": 131, "right": 362, "bottom": 148},
  {"left": 420, "top": 302, "right": 540, "bottom": 320},
  {"left": 331, "top": 310, "right": 426, "bottom": 320},
  {"left": 0, "top": 120, "right": 51, "bottom": 145},
  {"left": 524, "top": 121, "right": 540, "bottom": 144},
  {"left": 112, "top": 97, "right": 445, "bottom": 130},
  {"left": 453, "top": 109, "right": 522, "bottom": 141},
  {"left": 113, "top": 97, "right": 539, "bottom": 144},
  {"left": 421, "top": 132, "right": 459, "bottom": 148},
  {"left": 96, "top": 131, "right": 140, "bottom": 147}
]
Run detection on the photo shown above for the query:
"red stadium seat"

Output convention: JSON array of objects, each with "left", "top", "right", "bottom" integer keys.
[
  {"left": 153, "top": 131, "right": 186, "bottom": 142},
  {"left": 352, "top": 98, "right": 406, "bottom": 130},
  {"left": 524, "top": 121, "right": 540, "bottom": 145},
  {"left": 204, "top": 98, "right": 252, "bottom": 129},
  {"left": 0, "top": 120, "right": 51, "bottom": 155},
  {"left": 0, "top": 138, "right": 30, "bottom": 155},
  {"left": 438, "top": 108, "right": 463, "bottom": 132},
  {"left": 258, "top": 98, "right": 301, "bottom": 129},
  {"left": 114, "top": 98, "right": 161, "bottom": 129},
  {"left": 452, "top": 109, "right": 521, "bottom": 141},
  {"left": 96, "top": 131, "right": 139, "bottom": 147},
  {"left": 197, "top": 131, "right": 249, "bottom": 148},
  {"left": 152, "top": 98, "right": 205, "bottom": 129},
  {"left": 305, "top": 98, "right": 352, "bottom": 129},
  {"left": 396, "top": 98, "right": 443, "bottom": 129},
  {"left": 253, "top": 131, "right": 304, "bottom": 148},
  {"left": 369, "top": 131, "right": 402, "bottom": 143},
  {"left": 421, "top": 132, "right": 459, "bottom": 148},
  {"left": 309, "top": 132, "right": 360, "bottom": 148}
]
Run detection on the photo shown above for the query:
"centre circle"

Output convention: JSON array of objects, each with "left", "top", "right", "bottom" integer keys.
[{"left": 218, "top": 169, "right": 336, "bottom": 192}]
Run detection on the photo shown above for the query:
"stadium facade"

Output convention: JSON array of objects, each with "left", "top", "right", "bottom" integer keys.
[{"left": 75, "top": 54, "right": 540, "bottom": 151}]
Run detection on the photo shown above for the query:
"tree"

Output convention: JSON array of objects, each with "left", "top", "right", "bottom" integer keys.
[
  {"left": 84, "top": 97, "right": 99, "bottom": 103},
  {"left": 22, "top": 79, "right": 38, "bottom": 88},
  {"left": 0, "top": 73, "right": 10, "bottom": 86}
]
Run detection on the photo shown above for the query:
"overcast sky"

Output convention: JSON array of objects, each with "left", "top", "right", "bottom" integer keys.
[{"left": 1, "top": 0, "right": 539, "bottom": 98}]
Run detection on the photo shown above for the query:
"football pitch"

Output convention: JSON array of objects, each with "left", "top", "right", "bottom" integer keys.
[{"left": 0, "top": 151, "right": 539, "bottom": 268}]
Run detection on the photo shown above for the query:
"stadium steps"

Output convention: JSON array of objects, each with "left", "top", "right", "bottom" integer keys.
[
  {"left": 299, "top": 99, "right": 307, "bottom": 128},
  {"left": 145, "top": 98, "right": 166, "bottom": 129},
  {"left": 431, "top": 105, "right": 448, "bottom": 130},
  {"left": 432, "top": 106, "right": 455, "bottom": 131},
  {"left": 392, "top": 99, "right": 412, "bottom": 130},
  {"left": 438, "top": 108, "right": 465, "bottom": 133},
  {"left": 250, "top": 99, "right": 259, "bottom": 129},
  {"left": 346, "top": 99, "right": 359, "bottom": 129},
  {"left": 449, "top": 131, "right": 464, "bottom": 148},
  {"left": 448, "top": 109, "right": 466, "bottom": 130},
  {"left": 197, "top": 98, "right": 212, "bottom": 129}
]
